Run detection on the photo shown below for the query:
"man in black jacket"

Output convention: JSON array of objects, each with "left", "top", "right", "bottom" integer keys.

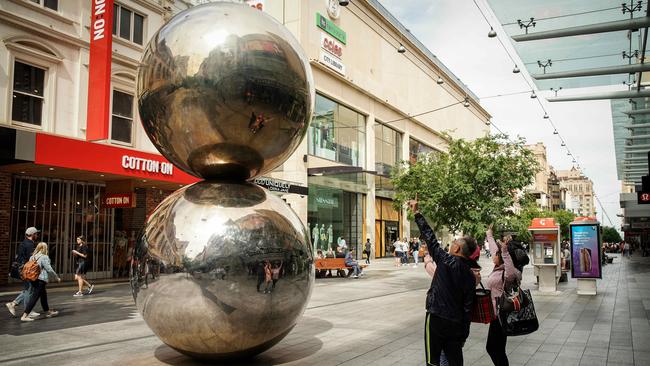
[
  {"left": 408, "top": 200, "right": 477, "bottom": 366},
  {"left": 5, "top": 227, "right": 39, "bottom": 317}
]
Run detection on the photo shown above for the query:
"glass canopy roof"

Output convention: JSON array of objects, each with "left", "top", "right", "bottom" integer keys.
[
  {"left": 487, "top": 0, "right": 645, "bottom": 90},
  {"left": 487, "top": 0, "right": 650, "bottom": 184}
]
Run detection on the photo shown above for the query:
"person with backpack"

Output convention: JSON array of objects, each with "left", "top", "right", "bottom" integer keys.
[
  {"left": 485, "top": 228, "right": 525, "bottom": 366},
  {"left": 20, "top": 242, "right": 61, "bottom": 322},
  {"left": 6, "top": 227, "right": 40, "bottom": 318},
  {"left": 72, "top": 236, "right": 94, "bottom": 297}
]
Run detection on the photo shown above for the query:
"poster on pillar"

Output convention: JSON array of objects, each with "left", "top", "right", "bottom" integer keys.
[{"left": 570, "top": 224, "right": 602, "bottom": 279}]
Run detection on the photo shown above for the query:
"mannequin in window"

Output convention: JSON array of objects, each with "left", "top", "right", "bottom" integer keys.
[
  {"left": 327, "top": 225, "right": 333, "bottom": 248},
  {"left": 312, "top": 223, "right": 320, "bottom": 248},
  {"left": 320, "top": 224, "right": 327, "bottom": 246}
]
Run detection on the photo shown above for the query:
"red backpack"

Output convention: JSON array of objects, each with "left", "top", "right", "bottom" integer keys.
[{"left": 21, "top": 256, "right": 41, "bottom": 281}]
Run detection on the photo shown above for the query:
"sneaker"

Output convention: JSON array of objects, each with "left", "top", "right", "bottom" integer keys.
[
  {"left": 5, "top": 302, "right": 16, "bottom": 317},
  {"left": 87, "top": 285, "right": 94, "bottom": 294},
  {"left": 45, "top": 310, "right": 59, "bottom": 318},
  {"left": 351, "top": 275, "right": 359, "bottom": 278},
  {"left": 73, "top": 292, "right": 84, "bottom": 297},
  {"left": 20, "top": 316, "right": 35, "bottom": 322},
  {"left": 29, "top": 311, "right": 40, "bottom": 317}
]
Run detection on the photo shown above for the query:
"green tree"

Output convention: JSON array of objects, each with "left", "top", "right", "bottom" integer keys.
[
  {"left": 392, "top": 134, "right": 539, "bottom": 237},
  {"left": 601, "top": 226, "right": 622, "bottom": 243}
]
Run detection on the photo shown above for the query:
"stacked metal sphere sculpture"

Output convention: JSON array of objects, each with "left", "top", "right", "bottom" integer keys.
[{"left": 131, "top": 2, "right": 314, "bottom": 359}]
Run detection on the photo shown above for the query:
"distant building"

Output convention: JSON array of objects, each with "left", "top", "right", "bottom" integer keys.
[
  {"left": 556, "top": 167, "right": 597, "bottom": 217},
  {"left": 526, "top": 142, "right": 551, "bottom": 210}
]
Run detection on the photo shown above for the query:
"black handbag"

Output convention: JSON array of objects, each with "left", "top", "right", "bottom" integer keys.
[
  {"left": 9, "top": 260, "right": 22, "bottom": 280},
  {"left": 497, "top": 271, "right": 539, "bottom": 336}
]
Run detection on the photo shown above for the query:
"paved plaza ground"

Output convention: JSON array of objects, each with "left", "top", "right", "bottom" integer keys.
[{"left": 1, "top": 252, "right": 649, "bottom": 366}]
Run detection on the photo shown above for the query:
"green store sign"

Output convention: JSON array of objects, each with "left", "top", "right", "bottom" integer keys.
[{"left": 316, "top": 12, "right": 347, "bottom": 44}]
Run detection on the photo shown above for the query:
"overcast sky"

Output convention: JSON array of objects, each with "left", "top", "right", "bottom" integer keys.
[{"left": 378, "top": 0, "right": 622, "bottom": 229}]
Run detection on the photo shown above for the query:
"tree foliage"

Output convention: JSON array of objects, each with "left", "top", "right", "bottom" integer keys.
[
  {"left": 392, "top": 134, "right": 539, "bottom": 238},
  {"left": 502, "top": 194, "right": 576, "bottom": 242},
  {"left": 601, "top": 226, "right": 622, "bottom": 243}
]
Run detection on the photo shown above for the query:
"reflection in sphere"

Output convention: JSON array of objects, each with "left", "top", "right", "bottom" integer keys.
[
  {"left": 137, "top": 2, "right": 314, "bottom": 180},
  {"left": 130, "top": 181, "right": 314, "bottom": 359}
]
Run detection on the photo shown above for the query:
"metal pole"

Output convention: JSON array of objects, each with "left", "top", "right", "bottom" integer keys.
[
  {"left": 532, "top": 63, "right": 650, "bottom": 80},
  {"left": 512, "top": 17, "right": 650, "bottom": 42},
  {"left": 547, "top": 89, "right": 650, "bottom": 102}
]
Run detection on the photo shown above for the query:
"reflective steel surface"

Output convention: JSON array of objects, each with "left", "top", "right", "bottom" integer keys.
[
  {"left": 131, "top": 181, "right": 314, "bottom": 359},
  {"left": 137, "top": 2, "right": 314, "bottom": 180}
]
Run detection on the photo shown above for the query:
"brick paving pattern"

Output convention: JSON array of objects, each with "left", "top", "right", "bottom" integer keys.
[{"left": 0, "top": 252, "right": 648, "bottom": 366}]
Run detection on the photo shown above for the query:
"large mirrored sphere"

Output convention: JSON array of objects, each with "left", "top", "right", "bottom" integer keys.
[
  {"left": 137, "top": 2, "right": 314, "bottom": 180},
  {"left": 130, "top": 181, "right": 314, "bottom": 359}
]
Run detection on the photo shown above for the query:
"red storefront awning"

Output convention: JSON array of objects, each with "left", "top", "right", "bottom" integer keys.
[{"left": 34, "top": 133, "right": 200, "bottom": 185}]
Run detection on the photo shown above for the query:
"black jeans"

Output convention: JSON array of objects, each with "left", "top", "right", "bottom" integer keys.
[
  {"left": 425, "top": 313, "right": 464, "bottom": 366},
  {"left": 486, "top": 319, "right": 509, "bottom": 366},
  {"left": 24, "top": 280, "right": 49, "bottom": 315}
]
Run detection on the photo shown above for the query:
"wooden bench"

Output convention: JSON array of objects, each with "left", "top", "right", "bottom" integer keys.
[{"left": 315, "top": 258, "right": 368, "bottom": 278}]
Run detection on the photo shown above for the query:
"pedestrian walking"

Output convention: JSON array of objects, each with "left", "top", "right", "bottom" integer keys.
[
  {"left": 72, "top": 236, "right": 94, "bottom": 297},
  {"left": 485, "top": 227, "right": 522, "bottom": 366},
  {"left": 263, "top": 261, "right": 273, "bottom": 293},
  {"left": 411, "top": 238, "right": 420, "bottom": 267},
  {"left": 624, "top": 242, "right": 631, "bottom": 258},
  {"left": 393, "top": 238, "right": 403, "bottom": 267},
  {"left": 20, "top": 242, "right": 61, "bottom": 322},
  {"left": 363, "top": 238, "right": 372, "bottom": 264},
  {"left": 408, "top": 198, "right": 478, "bottom": 366},
  {"left": 402, "top": 238, "right": 410, "bottom": 264},
  {"left": 271, "top": 261, "right": 282, "bottom": 291},
  {"left": 6, "top": 227, "right": 40, "bottom": 318}
]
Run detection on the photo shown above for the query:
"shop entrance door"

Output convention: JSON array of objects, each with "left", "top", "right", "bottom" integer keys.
[
  {"left": 9, "top": 177, "right": 114, "bottom": 281},
  {"left": 384, "top": 221, "right": 399, "bottom": 257}
]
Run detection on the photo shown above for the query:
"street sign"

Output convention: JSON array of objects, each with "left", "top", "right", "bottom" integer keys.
[{"left": 637, "top": 192, "right": 650, "bottom": 204}]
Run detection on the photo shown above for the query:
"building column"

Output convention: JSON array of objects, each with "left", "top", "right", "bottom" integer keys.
[
  {"left": 401, "top": 131, "right": 410, "bottom": 238},
  {"left": 366, "top": 114, "right": 376, "bottom": 258},
  {"left": 0, "top": 172, "right": 11, "bottom": 284}
]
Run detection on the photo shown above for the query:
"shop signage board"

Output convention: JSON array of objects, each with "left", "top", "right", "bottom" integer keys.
[
  {"left": 319, "top": 50, "right": 346, "bottom": 76},
  {"left": 320, "top": 32, "right": 343, "bottom": 58},
  {"left": 637, "top": 191, "right": 650, "bottom": 204},
  {"left": 102, "top": 193, "right": 136, "bottom": 208},
  {"left": 86, "top": 0, "right": 114, "bottom": 141},
  {"left": 34, "top": 134, "right": 199, "bottom": 184},
  {"left": 570, "top": 222, "right": 602, "bottom": 279},
  {"left": 316, "top": 12, "right": 346, "bottom": 44},
  {"left": 253, "top": 177, "right": 308, "bottom": 195}
]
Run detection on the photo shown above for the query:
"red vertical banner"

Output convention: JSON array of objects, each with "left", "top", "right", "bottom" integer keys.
[{"left": 86, "top": 0, "right": 114, "bottom": 141}]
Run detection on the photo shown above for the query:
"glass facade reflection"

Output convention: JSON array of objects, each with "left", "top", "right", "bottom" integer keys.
[
  {"left": 374, "top": 122, "right": 402, "bottom": 176},
  {"left": 409, "top": 137, "right": 436, "bottom": 164},
  {"left": 307, "top": 183, "right": 364, "bottom": 255},
  {"left": 308, "top": 94, "right": 366, "bottom": 167}
]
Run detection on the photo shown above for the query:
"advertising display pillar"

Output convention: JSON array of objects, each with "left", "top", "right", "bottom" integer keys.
[
  {"left": 569, "top": 217, "right": 602, "bottom": 296},
  {"left": 528, "top": 218, "right": 561, "bottom": 293}
]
